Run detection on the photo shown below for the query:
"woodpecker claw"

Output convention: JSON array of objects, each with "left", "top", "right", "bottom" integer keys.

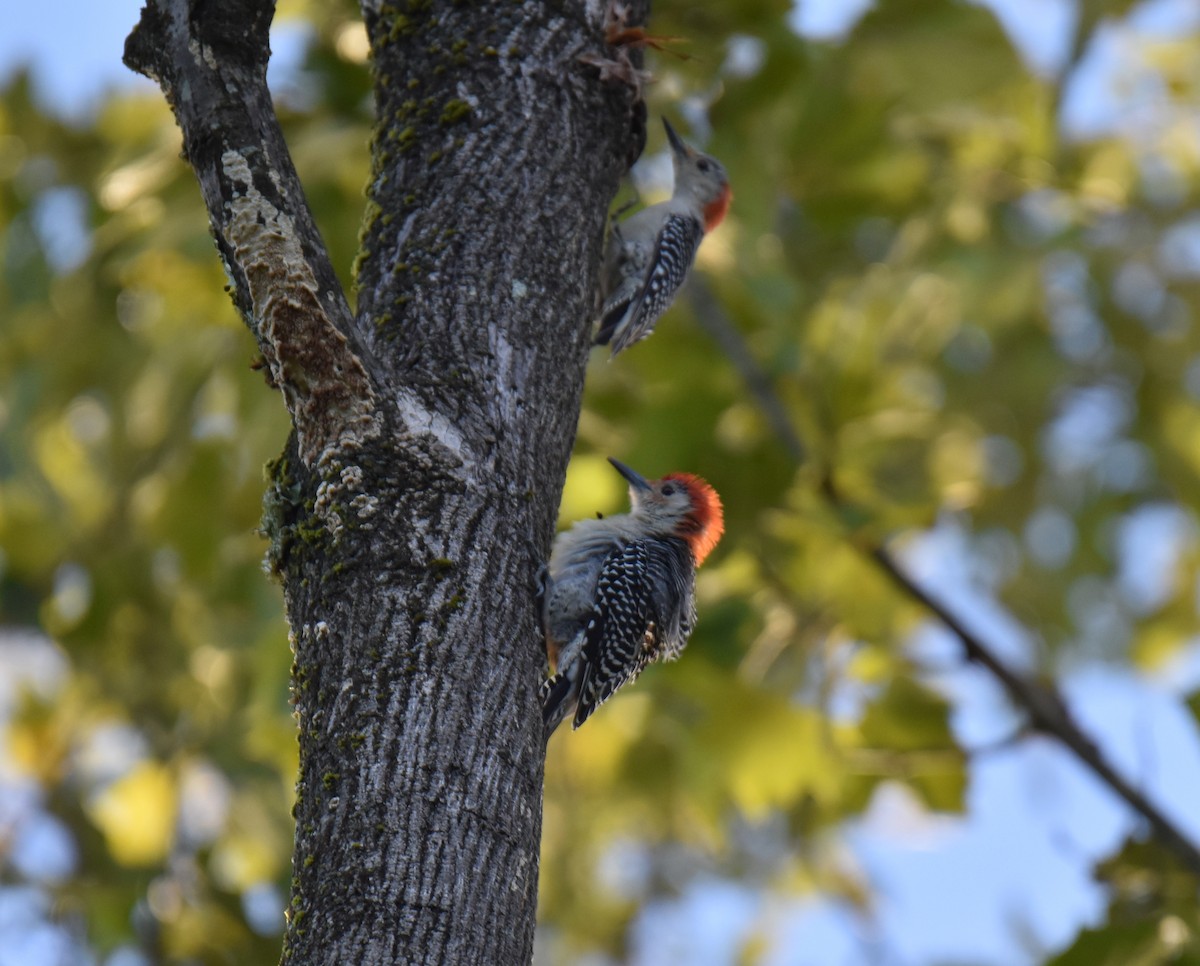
[{"left": 611, "top": 200, "right": 637, "bottom": 222}]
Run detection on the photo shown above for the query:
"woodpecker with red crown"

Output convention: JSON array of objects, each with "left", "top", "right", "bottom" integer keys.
[
  {"left": 540, "top": 457, "right": 725, "bottom": 734},
  {"left": 595, "top": 118, "right": 732, "bottom": 356}
]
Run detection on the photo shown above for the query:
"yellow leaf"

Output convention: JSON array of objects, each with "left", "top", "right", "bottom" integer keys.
[
  {"left": 88, "top": 762, "right": 177, "bottom": 866},
  {"left": 209, "top": 834, "right": 278, "bottom": 892}
]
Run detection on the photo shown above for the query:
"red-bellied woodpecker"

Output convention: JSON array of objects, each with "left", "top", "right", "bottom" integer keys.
[
  {"left": 540, "top": 457, "right": 725, "bottom": 734},
  {"left": 594, "top": 119, "right": 732, "bottom": 356}
]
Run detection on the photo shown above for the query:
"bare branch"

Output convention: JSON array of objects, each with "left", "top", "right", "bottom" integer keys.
[
  {"left": 691, "top": 270, "right": 1200, "bottom": 878},
  {"left": 865, "top": 539, "right": 1200, "bottom": 877},
  {"left": 124, "top": 0, "right": 379, "bottom": 466}
]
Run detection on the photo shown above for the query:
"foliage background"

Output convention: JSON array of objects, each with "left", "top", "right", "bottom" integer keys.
[{"left": 3, "top": 0, "right": 1200, "bottom": 963}]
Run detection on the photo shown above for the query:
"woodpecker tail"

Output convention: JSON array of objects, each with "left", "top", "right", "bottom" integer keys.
[
  {"left": 541, "top": 667, "right": 580, "bottom": 737},
  {"left": 606, "top": 305, "right": 649, "bottom": 356},
  {"left": 594, "top": 296, "right": 633, "bottom": 348}
]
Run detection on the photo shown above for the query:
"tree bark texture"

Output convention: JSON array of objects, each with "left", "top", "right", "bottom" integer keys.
[{"left": 125, "top": 0, "right": 645, "bottom": 962}]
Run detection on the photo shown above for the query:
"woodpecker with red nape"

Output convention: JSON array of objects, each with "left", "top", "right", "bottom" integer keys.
[
  {"left": 595, "top": 119, "right": 732, "bottom": 356},
  {"left": 540, "top": 458, "right": 725, "bottom": 734}
]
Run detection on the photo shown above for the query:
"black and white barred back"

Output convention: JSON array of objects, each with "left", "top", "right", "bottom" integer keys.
[
  {"left": 570, "top": 536, "right": 697, "bottom": 729},
  {"left": 596, "top": 214, "right": 705, "bottom": 355}
]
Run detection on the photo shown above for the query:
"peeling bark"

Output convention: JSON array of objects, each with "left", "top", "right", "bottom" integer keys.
[
  {"left": 125, "top": 0, "right": 646, "bottom": 962},
  {"left": 221, "top": 148, "right": 380, "bottom": 463}
]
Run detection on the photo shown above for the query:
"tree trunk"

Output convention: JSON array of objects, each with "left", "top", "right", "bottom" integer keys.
[{"left": 125, "top": 0, "right": 645, "bottom": 961}]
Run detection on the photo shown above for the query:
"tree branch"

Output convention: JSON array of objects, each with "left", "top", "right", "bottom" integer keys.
[
  {"left": 689, "top": 271, "right": 1200, "bottom": 878},
  {"left": 124, "top": 0, "right": 379, "bottom": 466},
  {"left": 129, "top": 0, "right": 649, "bottom": 960},
  {"left": 864, "top": 540, "right": 1200, "bottom": 877}
]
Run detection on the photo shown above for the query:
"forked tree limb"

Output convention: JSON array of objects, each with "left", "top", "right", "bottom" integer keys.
[{"left": 125, "top": 0, "right": 379, "bottom": 466}]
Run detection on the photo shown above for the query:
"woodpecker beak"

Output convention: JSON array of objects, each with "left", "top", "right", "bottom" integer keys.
[
  {"left": 663, "top": 118, "right": 690, "bottom": 159},
  {"left": 608, "top": 457, "right": 652, "bottom": 492}
]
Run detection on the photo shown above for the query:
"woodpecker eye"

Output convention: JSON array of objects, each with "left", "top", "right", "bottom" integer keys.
[
  {"left": 661, "top": 484, "right": 677, "bottom": 497},
  {"left": 697, "top": 160, "right": 711, "bottom": 173}
]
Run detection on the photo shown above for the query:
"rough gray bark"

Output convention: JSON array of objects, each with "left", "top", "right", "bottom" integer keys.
[{"left": 125, "top": 0, "right": 645, "bottom": 962}]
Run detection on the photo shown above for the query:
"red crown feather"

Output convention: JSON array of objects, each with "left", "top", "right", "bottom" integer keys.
[{"left": 663, "top": 472, "right": 725, "bottom": 565}]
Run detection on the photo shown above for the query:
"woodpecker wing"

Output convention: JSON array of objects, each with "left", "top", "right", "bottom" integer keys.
[
  {"left": 573, "top": 538, "right": 696, "bottom": 728},
  {"left": 601, "top": 214, "right": 704, "bottom": 355},
  {"left": 650, "top": 540, "right": 697, "bottom": 662}
]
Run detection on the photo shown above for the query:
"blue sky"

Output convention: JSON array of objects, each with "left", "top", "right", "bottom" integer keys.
[
  {"left": 5, "top": 2, "right": 1200, "bottom": 965},
  {"left": 0, "top": 0, "right": 151, "bottom": 120}
]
